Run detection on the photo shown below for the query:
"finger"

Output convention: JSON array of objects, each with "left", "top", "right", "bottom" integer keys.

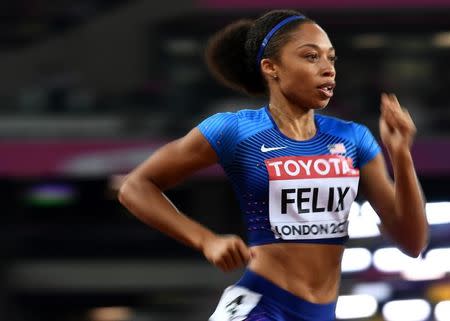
[
  {"left": 380, "top": 101, "right": 390, "bottom": 123},
  {"left": 380, "top": 93, "right": 390, "bottom": 111},
  {"left": 228, "top": 239, "right": 249, "bottom": 268},
  {"left": 380, "top": 93, "right": 390, "bottom": 118},
  {"left": 380, "top": 104, "right": 396, "bottom": 132},
  {"left": 382, "top": 96, "right": 410, "bottom": 132},
  {"left": 229, "top": 245, "right": 243, "bottom": 268},
  {"left": 225, "top": 237, "right": 241, "bottom": 267},
  {"left": 218, "top": 263, "right": 228, "bottom": 272},
  {"left": 382, "top": 92, "right": 392, "bottom": 103},
  {"left": 382, "top": 93, "right": 400, "bottom": 115},
  {"left": 379, "top": 115, "right": 393, "bottom": 138},
  {"left": 397, "top": 113, "right": 414, "bottom": 133},
  {"left": 380, "top": 93, "right": 414, "bottom": 135},
  {"left": 401, "top": 108, "right": 417, "bottom": 135},
  {"left": 221, "top": 252, "right": 236, "bottom": 271},
  {"left": 389, "top": 106, "right": 413, "bottom": 133},
  {"left": 386, "top": 94, "right": 406, "bottom": 117},
  {"left": 236, "top": 240, "right": 251, "bottom": 264},
  {"left": 388, "top": 93, "right": 400, "bottom": 108},
  {"left": 213, "top": 253, "right": 232, "bottom": 272},
  {"left": 380, "top": 93, "right": 396, "bottom": 117},
  {"left": 385, "top": 108, "right": 406, "bottom": 131},
  {"left": 215, "top": 260, "right": 228, "bottom": 272},
  {"left": 385, "top": 93, "right": 403, "bottom": 115},
  {"left": 402, "top": 108, "right": 416, "bottom": 128},
  {"left": 380, "top": 94, "right": 387, "bottom": 112},
  {"left": 229, "top": 246, "right": 245, "bottom": 268},
  {"left": 211, "top": 256, "right": 223, "bottom": 270},
  {"left": 379, "top": 115, "right": 387, "bottom": 132}
]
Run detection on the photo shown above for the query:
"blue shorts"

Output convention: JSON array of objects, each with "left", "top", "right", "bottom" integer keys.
[{"left": 209, "top": 269, "right": 336, "bottom": 321}]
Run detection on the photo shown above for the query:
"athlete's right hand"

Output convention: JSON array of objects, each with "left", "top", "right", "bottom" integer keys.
[{"left": 201, "top": 234, "right": 251, "bottom": 272}]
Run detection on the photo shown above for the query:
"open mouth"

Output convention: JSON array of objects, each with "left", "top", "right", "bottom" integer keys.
[{"left": 317, "top": 82, "right": 335, "bottom": 98}]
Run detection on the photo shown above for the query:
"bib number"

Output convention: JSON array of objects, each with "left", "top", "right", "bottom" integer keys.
[{"left": 265, "top": 156, "right": 359, "bottom": 240}]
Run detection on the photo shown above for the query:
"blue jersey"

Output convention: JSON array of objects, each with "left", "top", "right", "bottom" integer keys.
[{"left": 198, "top": 106, "right": 380, "bottom": 246}]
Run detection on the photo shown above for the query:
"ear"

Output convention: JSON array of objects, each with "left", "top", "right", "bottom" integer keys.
[{"left": 260, "top": 58, "right": 278, "bottom": 80}]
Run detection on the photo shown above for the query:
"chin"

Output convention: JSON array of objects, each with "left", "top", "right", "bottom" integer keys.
[{"left": 313, "top": 100, "right": 330, "bottom": 110}]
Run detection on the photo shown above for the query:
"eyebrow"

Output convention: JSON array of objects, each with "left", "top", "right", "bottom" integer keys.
[{"left": 297, "top": 44, "right": 335, "bottom": 51}]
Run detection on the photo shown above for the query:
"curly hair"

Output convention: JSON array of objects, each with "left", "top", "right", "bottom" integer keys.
[{"left": 205, "top": 9, "right": 314, "bottom": 96}]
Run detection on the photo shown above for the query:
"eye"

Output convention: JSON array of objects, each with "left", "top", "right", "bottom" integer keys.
[
  {"left": 329, "top": 55, "right": 338, "bottom": 64},
  {"left": 305, "top": 53, "right": 319, "bottom": 62}
]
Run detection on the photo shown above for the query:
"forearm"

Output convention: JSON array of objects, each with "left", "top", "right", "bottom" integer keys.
[
  {"left": 389, "top": 148, "right": 428, "bottom": 255},
  {"left": 118, "top": 175, "right": 217, "bottom": 252}
]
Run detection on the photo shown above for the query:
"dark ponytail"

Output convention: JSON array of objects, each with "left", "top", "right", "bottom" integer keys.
[
  {"left": 205, "top": 9, "right": 313, "bottom": 97},
  {"left": 205, "top": 19, "right": 261, "bottom": 96}
]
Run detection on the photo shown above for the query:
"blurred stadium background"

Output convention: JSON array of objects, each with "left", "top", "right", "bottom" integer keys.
[{"left": 1, "top": 0, "right": 450, "bottom": 320}]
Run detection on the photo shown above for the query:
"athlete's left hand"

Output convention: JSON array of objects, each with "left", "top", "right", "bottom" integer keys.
[{"left": 379, "top": 93, "right": 416, "bottom": 154}]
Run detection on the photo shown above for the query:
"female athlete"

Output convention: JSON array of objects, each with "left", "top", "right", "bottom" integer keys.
[{"left": 118, "top": 9, "right": 428, "bottom": 321}]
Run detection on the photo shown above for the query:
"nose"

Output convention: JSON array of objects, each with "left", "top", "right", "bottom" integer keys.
[
  {"left": 321, "top": 65, "right": 335, "bottom": 78},
  {"left": 320, "top": 58, "right": 335, "bottom": 78}
]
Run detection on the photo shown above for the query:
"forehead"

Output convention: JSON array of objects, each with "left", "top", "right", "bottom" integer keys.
[{"left": 285, "top": 23, "right": 333, "bottom": 50}]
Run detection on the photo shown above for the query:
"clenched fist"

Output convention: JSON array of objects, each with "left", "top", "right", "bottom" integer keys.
[
  {"left": 201, "top": 234, "right": 251, "bottom": 272},
  {"left": 379, "top": 93, "right": 417, "bottom": 154}
]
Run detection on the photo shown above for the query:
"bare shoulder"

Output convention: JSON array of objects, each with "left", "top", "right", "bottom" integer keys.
[{"left": 128, "top": 127, "right": 218, "bottom": 190}]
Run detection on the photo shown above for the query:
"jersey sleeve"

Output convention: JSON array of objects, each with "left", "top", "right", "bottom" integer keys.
[
  {"left": 197, "top": 112, "right": 238, "bottom": 166},
  {"left": 353, "top": 123, "right": 381, "bottom": 168}
]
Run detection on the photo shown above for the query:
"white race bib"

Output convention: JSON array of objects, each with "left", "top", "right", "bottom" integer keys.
[{"left": 265, "top": 155, "right": 359, "bottom": 240}]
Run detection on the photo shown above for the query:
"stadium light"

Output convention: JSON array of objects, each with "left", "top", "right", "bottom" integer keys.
[
  {"left": 425, "top": 248, "right": 450, "bottom": 271},
  {"left": 341, "top": 248, "right": 372, "bottom": 273},
  {"left": 383, "top": 299, "right": 431, "bottom": 321},
  {"left": 435, "top": 300, "right": 450, "bottom": 321},
  {"left": 426, "top": 202, "right": 450, "bottom": 225},
  {"left": 348, "top": 202, "right": 380, "bottom": 238},
  {"left": 352, "top": 282, "right": 392, "bottom": 302},
  {"left": 373, "top": 247, "right": 419, "bottom": 273},
  {"left": 336, "top": 294, "right": 378, "bottom": 319}
]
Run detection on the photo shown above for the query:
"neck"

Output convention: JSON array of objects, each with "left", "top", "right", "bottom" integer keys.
[{"left": 268, "top": 102, "right": 317, "bottom": 141}]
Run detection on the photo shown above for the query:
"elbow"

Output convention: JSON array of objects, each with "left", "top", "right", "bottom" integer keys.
[
  {"left": 390, "top": 212, "right": 429, "bottom": 258},
  {"left": 408, "top": 224, "right": 430, "bottom": 258},
  {"left": 403, "top": 246, "right": 423, "bottom": 258},
  {"left": 117, "top": 174, "right": 153, "bottom": 210},
  {"left": 117, "top": 176, "right": 134, "bottom": 208},
  {"left": 401, "top": 235, "right": 429, "bottom": 258},
  {"left": 117, "top": 183, "right": 126, "bottom": 206}
]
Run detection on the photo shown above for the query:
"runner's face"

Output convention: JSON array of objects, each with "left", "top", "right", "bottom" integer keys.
[{"left": 274, "top": 23, "right": 336, "bottom": 110}]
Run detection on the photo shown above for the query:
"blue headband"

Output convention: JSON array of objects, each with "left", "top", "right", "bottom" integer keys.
[{"left": 256, "top": 15, "right": 305, "bottom": 67}]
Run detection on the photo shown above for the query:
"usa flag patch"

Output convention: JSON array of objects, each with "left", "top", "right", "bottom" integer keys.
[{"left": 328, "top": 143, "right": 346, "bottom": 155}]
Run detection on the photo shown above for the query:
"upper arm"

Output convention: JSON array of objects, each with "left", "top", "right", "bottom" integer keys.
[
  {"left": 129, "top": 127, "right": 218, "bottom": 191},
  {"left": 127, "top": 112, "right": 238, "bottom": 191},
  {"left": 354, "top": 121, "right": 395, "bottom": 227},
  {"left": 359, "top": 153, "right": 396, "bottom": 227}
]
